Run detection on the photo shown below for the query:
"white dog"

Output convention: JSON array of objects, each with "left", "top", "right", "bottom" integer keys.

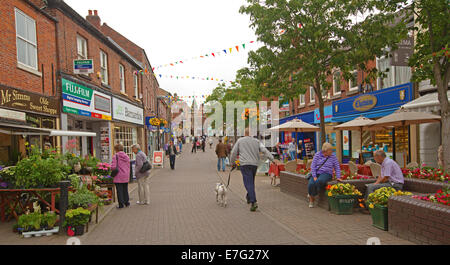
[{"left": 215, "top": 183, "right": 227, "bottom": 207}]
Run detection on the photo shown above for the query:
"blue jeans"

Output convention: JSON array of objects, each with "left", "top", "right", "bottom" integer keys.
[
  {"left": 179, "top": 143, "right": 182, "bottom": 152},
  {"left": 217, "top": 157, "right": 226, "bottom": 171},
  {"left": 308, "top": 173, "right": 332, "bottom": 197},
  {"left": 241, "top": 165, "right": 258, "bottom": 203},
  {"left": 289, "top": 151, "right": 296, "bottom": 160}
]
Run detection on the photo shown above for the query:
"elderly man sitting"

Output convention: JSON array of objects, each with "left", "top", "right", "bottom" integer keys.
[{"left": 364, "top": 150, "right": 404, "bottom": 200}]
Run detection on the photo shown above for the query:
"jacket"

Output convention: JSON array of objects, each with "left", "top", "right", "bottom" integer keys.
[
  {"left": 166, "top": 145, "right": 178, "bottom": 156},
  {"left": 111, "top": 151, "right": 130, "bottom": 183},
  {"left": 135, "top": 150, "right": 150, "bottom": 179},
  {"left": 310, "top": 151, "right": 341, "bottom": 179},
  {"left": 215, "top": 142, "right": 228, "bottom": 158},
  {"left": 230, "top": 136, "right": 274, "bottom": 166}
]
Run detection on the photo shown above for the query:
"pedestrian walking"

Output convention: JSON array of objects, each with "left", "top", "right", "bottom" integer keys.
[
  {"left": 288, "top": 139, "right": 296, "bottom": 161},
  {"left": 178, "top": 137, "right": 183, "bottom": 153},
  {"left": 111, "top": 143, "right": 131, "bottom": 209},
  {"left": 209, "top": 137, "right": 214, "bottom": 149},
  {"left": 215, "top": 138, "right": 228, "bottom": 172},
  {"left": 132, "top": 144, "right": 151, "bottom": 205},
  {"left": 201, "top": 137, "right": 206, "bottom": 152},
  {"left": 230, "top": 129, "right": 274, "bottom": 212},
  {"left": 166, "top": 141, "right": 178, "bottom": 170},
  {"left": 307, "top": 142, "right": 341, "bottom": 208},
  {"left": 191, "top": 136, "right": 197, "bottom": 153}
]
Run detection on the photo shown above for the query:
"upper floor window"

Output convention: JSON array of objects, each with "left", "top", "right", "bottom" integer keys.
[
  {"left": 100, "top": 50, "right": 108, "bottom": 84},
  {"left": 134, "top": 73, "right": 139, "bottom": 99},
  {"left": 299, "top": 93, "right": 305, "bottom": 106},
  {"left": 76, "top": 35, "right": 87, "bottom": 59},
  {"left": 119, "top": 64, "right": 125, "bottom": 93},
  {"left": 15, "top": 8, "right": 37, "bottom": 70},
  {"left": 376, "top": 56, "right": 412, "bottom": 90},
  {"left": 333, "top": 70, "right": 341, "bottom": 95},
  {"left": 348, "top": 70, "right": 358, "bottom": 91},
  {"left": 309, "top": 86, "right": 315, "bottom": 103}
]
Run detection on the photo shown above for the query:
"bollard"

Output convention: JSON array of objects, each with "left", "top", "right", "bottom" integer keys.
[{"left": 58, "top": 180, "right": 70, "bottom": 235}]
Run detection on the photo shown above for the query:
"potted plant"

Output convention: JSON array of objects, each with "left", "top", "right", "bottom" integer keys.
[
  {"left": 326, "top": 183, "right": 362, "bottom": 215},
  {"left": 68, "top": 187, "right": 101, "bottom": 209},
  {"left": 367, "top": 187, "right": 412, "bottom": 230},
  {"left": 64, "top": 207, "right": 91, "bottom": 236},
  {"left": 41, "top": 211, "right": 57, "bottom": 230}
]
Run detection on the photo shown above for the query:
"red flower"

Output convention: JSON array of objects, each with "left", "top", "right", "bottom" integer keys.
[{"left": 67, "top": 226, "right": 75, "bottom": 236}]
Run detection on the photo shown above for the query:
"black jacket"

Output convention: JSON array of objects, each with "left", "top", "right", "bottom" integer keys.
[{"left": 166, "top": 145, "right": 178, "bottom": 156}]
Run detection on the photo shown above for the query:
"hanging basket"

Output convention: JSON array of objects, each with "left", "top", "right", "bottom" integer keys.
[{"left": 328, "top": 195, "right": 357, "bottom": 215}]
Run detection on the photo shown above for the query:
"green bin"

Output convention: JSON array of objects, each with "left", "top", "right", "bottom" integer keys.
[
  {"left": 327, "top": 195, "right": 356, "bottom": 215},
  {"left": 368, "top": 204, "right": 388, "bottom": 231}
]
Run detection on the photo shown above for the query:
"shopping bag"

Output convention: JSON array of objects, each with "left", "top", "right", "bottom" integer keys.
[{"left": 225, "top": 157, "right": 230, "bottom": 166}]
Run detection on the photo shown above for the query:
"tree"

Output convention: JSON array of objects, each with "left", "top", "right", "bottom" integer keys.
[
  {"left": 240, "top": 0, "right": 410, "bottom": 145},
  {"left": 407, "top": 0, "right": 450, "bottom": 171}
]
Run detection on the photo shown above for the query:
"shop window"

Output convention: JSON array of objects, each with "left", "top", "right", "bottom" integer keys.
[
  {"left": 100, "top": 50, "right": 108, "bottom": 85},
  {"left": 114, "top": 126, "right": 137, "bottom": 159},
  {"left": 15, "top": 8, "right": 37, "bottom": 70}
]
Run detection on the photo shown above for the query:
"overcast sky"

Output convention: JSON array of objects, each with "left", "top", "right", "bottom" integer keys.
[{"left": 64, "top": 0, "right": 258, "bottom": 105}]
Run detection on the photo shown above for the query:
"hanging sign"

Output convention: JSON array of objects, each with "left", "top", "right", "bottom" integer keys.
[
  {"left": 62, "top": 78, "right": 111, "bottom": 120},
  {"left": 73, "top": 59, "right": 94, "bottom": 74},
  {"left": 0, "top": 85, "right": 59, "bottom": 116}
]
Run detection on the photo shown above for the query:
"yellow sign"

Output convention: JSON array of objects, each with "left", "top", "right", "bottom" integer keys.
[{"left": 353, "top": 95, "right": 377, "bottom": 112}]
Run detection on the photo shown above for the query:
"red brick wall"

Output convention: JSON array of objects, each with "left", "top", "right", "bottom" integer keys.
[
  {"left": 48, "top": 7, "right": 141, "bottom": 103},
  {"left": 0, "top": 0, "right": 57, "bottom": 96}
]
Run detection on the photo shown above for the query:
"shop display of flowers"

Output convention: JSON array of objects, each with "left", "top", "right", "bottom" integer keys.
[
  {"left": 149, "top": 117, "right": 161, "bottom": 126},
  {"left": 367, "top": 187, "right": 412, "bottom": 208},
  {"left": 297, "top": 168, "right": 310, "bottom": 175},
  {"left": 94, "top": 162, "right": 111, "bottom": 177},
  {"left": 96, "top": 175, "right": 113, "bottom": 184},
  {"left": 402, "top": 166, "right": 449, "bottom": 183},
  {"left": 326, "top": 183, "right": 362, "bottom": 197},
  {"left": 332, "top": 170, "right": 374, "bottom": 181},
  {"left": 412, "top": 187, "right": 449, "bottom": 206}
]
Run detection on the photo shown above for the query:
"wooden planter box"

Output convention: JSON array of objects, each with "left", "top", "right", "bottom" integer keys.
[
  {"left": 280, "top": 171, "right": 375, "bottom": 210},
  {"left": 388, "top": 195, "right": 450, "bottom": 244}
]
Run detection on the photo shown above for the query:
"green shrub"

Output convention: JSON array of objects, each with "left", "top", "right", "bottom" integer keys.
[
  {"left": 64, "top": 207, "right": 90, "bottom": 227},
  {"left": 68, "top": 187, "right": 100, "bottom": 209}
]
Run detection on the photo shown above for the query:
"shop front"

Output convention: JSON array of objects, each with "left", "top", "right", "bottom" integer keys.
[
  {"left": 60, "top": 77, "right": 112, "bottom": 161},
  {"left": 112, "top": 97, "right": 144, "bottom": 161},
  {"left": 145, "top": 116, "right": 158, "bottom": 157},
  {"left": 332, "top": 83, "right": 414, "bottom": 165},
  {"left": 279, "top": 110, "right": 317, "bottom": 159},
  {"left": 0, "top": 84, "right": 59, "bottom": 164}
]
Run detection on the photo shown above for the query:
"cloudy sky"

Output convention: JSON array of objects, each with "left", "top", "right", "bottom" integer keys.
[{"left": 65, "top": 0, "right": 259, "bottom": 105}]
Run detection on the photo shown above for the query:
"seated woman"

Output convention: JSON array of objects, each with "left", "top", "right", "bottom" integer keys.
[{"left": 307, "top": 142, "right": 341, "bottom": 208}]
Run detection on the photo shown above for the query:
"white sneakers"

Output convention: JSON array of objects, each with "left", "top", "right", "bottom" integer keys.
[
  {"left": 309, "top": 202, "right": 314, "bottom": 208},
  {"left": 136, "top": 201, "right": 149, "bottom": 205}
]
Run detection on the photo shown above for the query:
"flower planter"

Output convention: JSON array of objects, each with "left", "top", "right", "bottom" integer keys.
[
  {"left": 74, "top": 225, "right": 85, "bottom": 236},
  {"left": 21, "top": 227, "right": 59, "bottom": 238},
  {"left": 369, "top": 204, "right": 388, "bottom": 231},
  {"left": 327, "top": 195, "right": 357, "bottom": 215}
]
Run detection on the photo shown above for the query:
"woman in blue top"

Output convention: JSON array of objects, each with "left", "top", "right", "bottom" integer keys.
[{"left": 308, "top": 142, "right": 342, "bottom": 208}]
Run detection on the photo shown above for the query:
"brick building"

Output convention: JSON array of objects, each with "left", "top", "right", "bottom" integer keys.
[
  {"left": 46, "top": 0, "right": 149, "bottom": 161},
  {"left": 0, "top": 0, "right": 59, "bottom": 164}
]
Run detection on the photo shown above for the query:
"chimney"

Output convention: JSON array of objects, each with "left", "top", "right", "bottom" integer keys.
[{"left": 86, "top": 9, "right": 101, "bottom": 29}]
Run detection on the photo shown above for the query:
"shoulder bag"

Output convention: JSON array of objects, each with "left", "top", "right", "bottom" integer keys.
[
  {"left": 140, "top": 152, "right": 152, "bottom": 173},
  {"left": 306, "top": 156, "right": 330, "bottom": 180},
  {"left": 111, "top": 155, "right": 120, "bottom": 177}
]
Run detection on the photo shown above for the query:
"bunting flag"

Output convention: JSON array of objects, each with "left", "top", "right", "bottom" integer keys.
[
  {"left": 153, "top": 73, "right": 232, "bottom": 83},
  {"left": 152, "top": 40, "right": 256, "bottom": 71}
]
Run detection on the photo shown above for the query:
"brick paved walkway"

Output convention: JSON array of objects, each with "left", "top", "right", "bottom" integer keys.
[{"left": 0, "top": 140, "right": 414, "bottom": 245}]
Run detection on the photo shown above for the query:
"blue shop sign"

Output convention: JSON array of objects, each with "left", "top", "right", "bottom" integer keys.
[
  {"left": 314, "top": 105, "right": 333, "bottom": 124},
  {"left": 332, "top": 83, "right": 413, "bottom": 122},
  {"left": 280, "top": 110, "right": 314, "bottom": 125}
]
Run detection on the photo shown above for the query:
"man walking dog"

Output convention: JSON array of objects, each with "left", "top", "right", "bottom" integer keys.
[{"left": 230, "top": 129, "right": 274, "bottom": 211}]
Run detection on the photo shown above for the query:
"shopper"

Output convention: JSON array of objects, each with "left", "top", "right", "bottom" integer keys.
[
  {"left": 288, "top": 139, "right": 296, "bottom": 161},
  {"left": 191, "top": 136, "right": 197, "bottom": 153},
  {"left": 308, "top": 142, "right": 341, "bottom": 208},
  {"left": 215, "top": 138, "right": 228, "bottom": 172},
  {"left": 230, "top": 128, "right": 274, "bottom": 212},
  {"left": 111, "top": 144, "right": 131, "bottom": 209},
  {"left": 132, "top": 144, "right": 151, "bottom": 205},
  {"left": 167, "top": 141, "right": 178, "bottom": 169}
]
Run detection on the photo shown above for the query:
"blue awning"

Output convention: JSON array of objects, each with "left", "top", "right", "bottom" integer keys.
[{"left": 331, "top": 107, "right": 398, "bottom": 123}]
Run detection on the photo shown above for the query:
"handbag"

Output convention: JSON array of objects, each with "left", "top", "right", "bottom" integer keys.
[
  {"left": 306, "top": 156, "right": 330, "bottom": 180},
  {"left": 111, "top": 155, "right": 119, "bottom": 178},
  {"left": 140, "top": 160, "right": 152, "bottom": 173}
]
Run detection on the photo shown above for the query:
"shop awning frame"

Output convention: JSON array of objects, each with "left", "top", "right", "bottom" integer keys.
[{"left": 0, "top": 122, "right": 96, "bottom": 137}]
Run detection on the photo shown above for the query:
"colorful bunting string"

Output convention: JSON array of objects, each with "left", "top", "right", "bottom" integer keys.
[
  {"left": 152, "top": 40, "right": 256, "bottom": 71},
  {"left": 153, "top": 73, "right": 233, "bottom": 83}
]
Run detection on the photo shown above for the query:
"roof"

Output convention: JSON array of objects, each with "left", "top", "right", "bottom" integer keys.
[{"left": 401, "top": 90, "right": 450, "bottom": 113}]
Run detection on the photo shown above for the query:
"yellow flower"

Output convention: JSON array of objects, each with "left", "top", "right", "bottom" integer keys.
[
  {"left": 369, "top": 204, "right": 374, "bottom": 209},
  {"left": 25, "top": 142, "right": 29, "bottom": 146},
  {"left": 328, "top": 192, "right": 332, "bottom": 197},
  {"left": 72, "top": 153, "right": 76, "bottom": 157}
]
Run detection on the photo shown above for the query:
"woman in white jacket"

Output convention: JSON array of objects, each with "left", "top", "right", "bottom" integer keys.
[{"left": 132, "top": 144, "right": 151, "bottom": 205}]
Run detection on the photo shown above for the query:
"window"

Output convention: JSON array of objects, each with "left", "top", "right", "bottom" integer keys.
[
  {"left": 134, "top": 73, "right": 139, "bottom": 99},
  {"left": 119, "top": 64, "right": 125, "bottom": 93},
  {"left": 15, "top": 8, "right": 37, "bottom": 70},
  {"left": 349, "top": 70, "right": 358, "bottom": 91},
  {"left": 309, "top": 86, "right": 315, "bottom": 103},
  {"left": 299, "top": 93, "right": 305, "bottom": 106},
  {"left": 114, "top": 126, "right": 137, "bottom": 159},
  {"left": 76, "top": 35, "right": 87, "bottom": 59},
  {"left": 100, "top": 50, "right": 108, "bottom": 84},
  {"left": 376, "top": 56, "right": 393, "bottom": 89},
  {"left": 333, "top": 71, "right": 341, "bottom": 95}
]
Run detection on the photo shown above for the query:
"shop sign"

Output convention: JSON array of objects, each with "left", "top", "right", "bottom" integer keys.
[
  {"left": 0, "top": 85, "right": 58, "bottom": 116},
  {"left": 152, "top": 151, "right": 164, "bottom": 166},
  {"left": 390, "top": 36, "right": 414, "bottom": 67},
  {"left": 62, "top": 78, "right": 111, "bottom": 120},
  {"left": 352, "top": 95, "right": 377, "bottom": 112},
  {"left": 0, "top": 108, "right": 26, "bottom": 121},
  {"left": 112, "top": 97, "right": 144, "bottom": 125},
  {"left": 314, "top": 105, "right": 333, "bottom": 123},
  {"left": 73, "top": 59, "right": 94, "bottom": 74}
]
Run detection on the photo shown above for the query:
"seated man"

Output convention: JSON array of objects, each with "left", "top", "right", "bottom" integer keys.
[{"left": 364, "top": 150, "right": 404, "bottom": 200}]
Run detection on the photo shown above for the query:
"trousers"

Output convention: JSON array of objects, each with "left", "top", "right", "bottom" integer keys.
[{"left": 241, "top": 165, "right": 258, "bottom": 203}]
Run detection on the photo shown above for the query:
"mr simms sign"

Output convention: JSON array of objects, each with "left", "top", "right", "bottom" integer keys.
[{"left": 0, "top": 85, "right": 58, "bottom": 116}]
